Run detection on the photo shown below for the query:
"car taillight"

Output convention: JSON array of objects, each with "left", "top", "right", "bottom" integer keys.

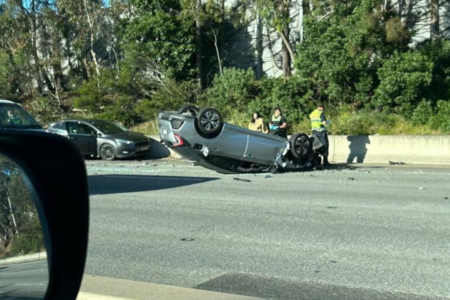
[{"left": 173, "top": 133, "right": 188, "bottom": 147}]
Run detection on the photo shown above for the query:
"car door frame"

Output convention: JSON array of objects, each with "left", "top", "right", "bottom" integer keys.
[{"left": 65, "top": 121, "right": 98, "bottom": 155}]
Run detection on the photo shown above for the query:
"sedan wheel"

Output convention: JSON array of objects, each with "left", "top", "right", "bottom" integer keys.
[
  {"left": 100, "top": 143, "right": 116, "bottom": 161},
  {"left": 290, "top": 133, "right": 312, "bottom": 160},
  {"left": 196, "top": 108, "right": 223, "bottom": 138}
]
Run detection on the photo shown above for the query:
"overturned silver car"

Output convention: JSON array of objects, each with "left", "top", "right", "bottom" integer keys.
[{"left": 158, "top": 106, "right": 325, "bottom": 174}]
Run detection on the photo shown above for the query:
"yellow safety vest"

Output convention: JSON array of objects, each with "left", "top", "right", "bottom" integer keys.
[
  {"left": 9, "top": 116, "right": 21, "bottom": 125},
  {"left": 310, "top": 109, "right": 326, "bottom": 132}
]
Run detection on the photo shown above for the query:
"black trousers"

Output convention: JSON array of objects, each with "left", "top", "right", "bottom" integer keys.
[{"left": 312, "top": 131, "right": 329, "bottom": 157}]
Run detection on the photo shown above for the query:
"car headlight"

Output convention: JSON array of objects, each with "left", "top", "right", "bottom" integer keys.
[{"left": 116, "top": 139, "right": 133, "bottom": 145}]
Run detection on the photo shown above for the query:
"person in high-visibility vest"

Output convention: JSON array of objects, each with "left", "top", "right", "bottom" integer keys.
[
  {"left": 310, "top": 104, "right": 330, "bottom": 166},
  {"left": 7, "top": 110, "right": 22, "bottom": 126},
  {"left": 269, "top": 108, "right": 287, "bottom": 137}
]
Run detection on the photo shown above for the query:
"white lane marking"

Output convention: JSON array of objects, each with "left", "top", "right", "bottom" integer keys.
[
  {"left": 102, "top": 175, "right": 207, "bottom": 182},
  {"left": 14, "top": 283, "right": 45, "bottom": 286}
]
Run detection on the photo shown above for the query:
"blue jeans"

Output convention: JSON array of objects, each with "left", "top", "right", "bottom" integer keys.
[{"left": 312, "top": 131, "right": 329, "bottom": 157}]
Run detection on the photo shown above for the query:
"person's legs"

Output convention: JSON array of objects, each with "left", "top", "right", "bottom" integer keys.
[
  {"left": 313, "top": 131, "right": 329, "bottom": 166},
  {"left": 323, "top": 132, "right": 330, "bottom": 165}
]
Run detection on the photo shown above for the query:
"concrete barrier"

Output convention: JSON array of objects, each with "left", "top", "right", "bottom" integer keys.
[
  {"left": 329, "top": 135, "right": 450, "bottom": 164},
  {"left": 78, "top": 275, "right": 264, "bottom": 300},
  {"left": 149, "top": 133, "right": 450, "bottom": 165},
  {"left": 0, "top": 251, "right": 47, "bottom": 265}
]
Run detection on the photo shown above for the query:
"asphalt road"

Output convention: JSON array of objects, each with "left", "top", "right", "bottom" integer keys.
[
  {"left": 84, "top": 158, "right": 450, "bottom": 300},
  {"left": 0, "top": 260, "right": 48, "bottom": 299}
]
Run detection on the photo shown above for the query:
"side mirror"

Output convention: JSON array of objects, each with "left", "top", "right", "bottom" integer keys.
[
  {"left": 97, "top": 132, "right": 102, "bottom": 137},
  {"left": 0, "top": 130, "right": 89, "bottom": 300}
]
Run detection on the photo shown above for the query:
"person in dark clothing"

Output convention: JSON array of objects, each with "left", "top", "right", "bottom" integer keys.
[
  {"left": 269, "top": 108, "right": 287, "bottom": 137},
  {"left": 310, "top": 104, "right": 331, "bottom": 166}
]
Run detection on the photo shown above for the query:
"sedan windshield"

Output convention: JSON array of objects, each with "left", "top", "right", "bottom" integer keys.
[
  {"left": 0, "top": 104, "right": 42, "bottom": 129},
  {"left": 88, "top": 121, "right": 127, "bottom": 134}
]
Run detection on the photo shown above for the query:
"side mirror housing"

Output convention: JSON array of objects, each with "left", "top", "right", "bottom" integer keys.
[{"left": 0, "top": 130, "right": 89, "bottom": 300}]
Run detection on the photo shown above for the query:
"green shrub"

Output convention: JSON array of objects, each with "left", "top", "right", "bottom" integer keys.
[
  {"left": 248, "top": 77, "right": 310, "bottom": 127},
  {"left": 375, "top": 51, "right": 433, "bottom": 115},
  {"left": 73, "top": 80, "right": 112, "bottom": 113},
  {"left": 135, "top": 79, "right": 198, "bottom": 121},
  {"left": 430, "top": 100, "right": 450, "bottom": 132},
  {"left": 411, "top": 100, "right": 434, "bottom": 126},
  {"left": 28, "top": 96, "right": 67, "bottom": 126},
  {"left": 7, "top": 220, "right": 45, "bottom": 257},
  {"left": 202, "top": 68, "right": 256, "bottom": 117}
]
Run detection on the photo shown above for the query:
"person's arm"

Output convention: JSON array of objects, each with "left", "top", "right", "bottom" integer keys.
[
  {"left": 279, "top": 116, "right": 287, "bottom": 129},
  {"left": 321, "top": 114, "right": 327, "bottom": 126},
  {"left": 260, "top": 119, "right": 269, "bottom": 134}
]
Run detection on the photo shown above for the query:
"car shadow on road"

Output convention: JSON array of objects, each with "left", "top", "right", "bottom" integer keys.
[{"left": 88, "top": 174, "right": 219, "bottom": 195}]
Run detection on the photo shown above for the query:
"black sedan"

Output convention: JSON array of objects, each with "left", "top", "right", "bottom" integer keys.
[{"left": 47, "top": 119, "right": 150, "bottom": 160}]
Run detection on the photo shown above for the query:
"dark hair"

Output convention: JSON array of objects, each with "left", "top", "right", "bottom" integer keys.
[
  {"left": 251, "top": 112, "right": 260, "bottom": 123},
  {"left": 274, "top": 107, "right": 282, "bottom": 114},
  {"left": 318, "top": 103, "right": 325, "bottom": 109}
]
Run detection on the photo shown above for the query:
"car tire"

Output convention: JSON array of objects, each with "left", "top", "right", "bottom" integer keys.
[
  {"left": 178, "top": 105, "right": 199, "bottom": 117},
  {"left": 290, "top": 133, "right": 312, "bottom": 160},
  {"left": 196, "top": 108, "right": 223, "bottom": 138},
  {"left": 100, "top": 143, "right": 116, "bottom": 161}
]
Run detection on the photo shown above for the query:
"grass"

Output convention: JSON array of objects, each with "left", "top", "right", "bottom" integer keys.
[
  {"left": 130, "top": 120, "right": 159, "bottom": 136},
  {"left": 128, "top": 110, "right": 445, "bottom": 136}
]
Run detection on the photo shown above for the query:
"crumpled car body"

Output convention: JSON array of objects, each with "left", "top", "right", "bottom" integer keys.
[{"left": 158, "top": 110, "right": 320, "bottom": 174}]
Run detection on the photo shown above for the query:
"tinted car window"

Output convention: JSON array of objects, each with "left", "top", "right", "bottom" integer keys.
[
  {"left": 78, "top": 124, "right": 96, "bottom": 135},
  {"left": 67, "top": 123, "right": 96, "bottom": 135},
  {"left": 88, "top": 121, "right": 126, "bottom": 134},
  {"left": 0, "top": 104, "right": 41, "bottom": 129},
  {"left": 53, "top": 122, "right": 66, "bottom": 130},
  {"left": 66, "top": 122, "right": 78, "bottom": 134}
]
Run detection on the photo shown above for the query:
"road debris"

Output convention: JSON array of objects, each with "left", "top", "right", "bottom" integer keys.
[
  {"left": 389, "top": 161, "right": 406, "bottom": 165},
  {"left": 418, "top": 187, "right": 424, "bottom": 190},
  {"left": 263, "top": 174, "right": 272, "bottom": 178},
  {"left": 142, "top": 163, "right": 148, "bottom": 166},
  {"left": 180, "top": 238, "right": 195, "bottom": 242},
  {"left": 348, "top": 177, "right": 355, "bottom": 181},
  {"left": 233, "top": 178, "right": 251, "bottom": 182},
  {"left": 444, "top": 197, "right": 448, "bottom": 200}
]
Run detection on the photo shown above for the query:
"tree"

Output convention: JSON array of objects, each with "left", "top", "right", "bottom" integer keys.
[
  {"left": 430, "top": 0, "right": 440, "bottom": 40},
  {"left": 256, "top": 0, "right": 296, "bottom": 77}
]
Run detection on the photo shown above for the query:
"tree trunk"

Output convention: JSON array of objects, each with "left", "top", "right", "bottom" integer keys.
[
  {"left": 280, "top": 0, "right": 293, "bottom": 77},
  {"left": 430, "top": 0, "right": 440, "bottom": 40},
  {"left": 281, "top": 25, "right": 292, "bottom": 77},
  {"left": 195, "top": 0, "right": 204, "bottom": 89},
  {"left": 52, "top": 31, "right": 65, "bottom": 94},
  {"left": 256, "top": 13, "right": 263, "bottom": 79},
  {"left": 30, "top": 0, "right": 43, "bottom": 94},
  {"left": 398, "top": 0, "right": 404, "bottom": 18},
  {"left": 220, "top": 0, "right": 225, "bottom": 65},
  {"left": 403, "top": 0, "right": 415, "bottom": 30},
  {"left": 84, "top": 0, "right": 101, "bottom": 79},
  {"left": 299, "top": 0, "right": 304, "bottom": 42}
]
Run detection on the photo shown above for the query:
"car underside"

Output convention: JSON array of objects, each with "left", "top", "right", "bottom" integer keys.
[{"left": 159, "top": 106, "right": 325, "bottom": 174}]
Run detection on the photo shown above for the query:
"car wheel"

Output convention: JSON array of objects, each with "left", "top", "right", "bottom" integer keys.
[
  {"left": 100, "top": 143, "right": 116, "bottom": 161},
  {"left": 178, "top": 105, "right": 199, "bottom": 117},
  {"left": 196, "top": 108, "right": 223, "bottom": 138},
  {"left": 290, "top": 133, "right": 312, "bottom": 160}
]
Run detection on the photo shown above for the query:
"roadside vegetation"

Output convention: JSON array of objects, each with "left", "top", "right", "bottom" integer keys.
[
  {"left": 0, "top": 158, "right": 45, "bottom": 259},
  {"left": 0, "top": 0, "right": 449, "bottom": 135}
]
